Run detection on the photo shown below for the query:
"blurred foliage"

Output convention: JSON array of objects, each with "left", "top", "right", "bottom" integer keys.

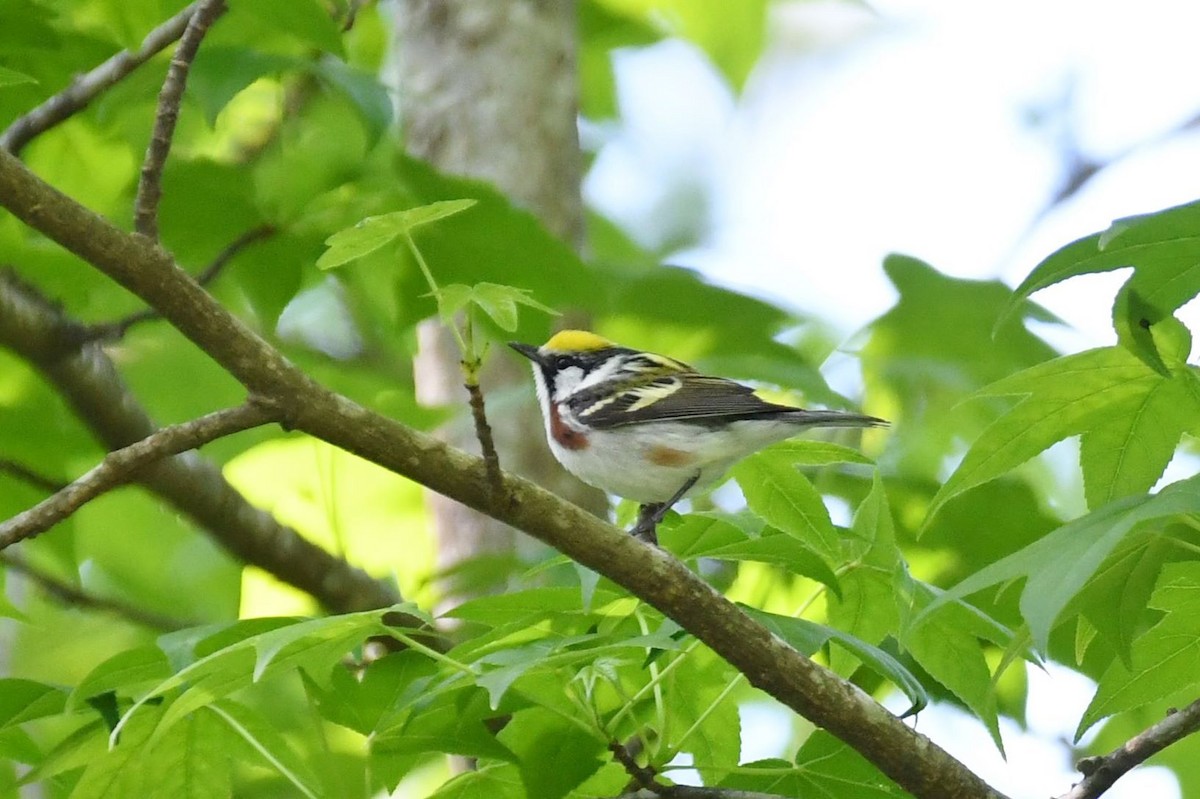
[{"left": 1, "top": 1, "right": 1200, "bottom": 797}]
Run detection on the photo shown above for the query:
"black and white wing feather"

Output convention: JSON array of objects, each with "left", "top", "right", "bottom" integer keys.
[{"left": 569, "top": 374, "right": 803, "bottom": 430}]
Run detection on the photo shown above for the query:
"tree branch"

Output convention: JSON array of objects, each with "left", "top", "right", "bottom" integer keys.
[
  {"left": 465, "top": 380, "right": 503, "bottom": 495},
  {"left": 0, "top": 146, "right": 1008, "bottom": 799},
  {"left": 0, "top": 3, "right": 202, "bottom": 155},
  {"left": 0, "top": 401, "right": 275, "bottom": 549},
  {"left": 0, "top": 550, "right": 186, "bottom": 631},
  {"left": 610, "top": 739, "right": 659, "bottom": 792},
  {"left": 1057, "top": 698, "right": 1200, "bottom": 799},
  {"left": 134, "top": 0, "right": 227, "bottom": 240},
  {"left": 0, "top": 271, "right": 401, "bottom": 615},
  {"left": 87, "top": 224, "right": 275, "bottom": 340}
]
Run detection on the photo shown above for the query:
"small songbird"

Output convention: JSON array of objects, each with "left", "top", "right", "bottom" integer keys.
[{"left": 510, "top": 330, "right": 885, "bottom": 542}]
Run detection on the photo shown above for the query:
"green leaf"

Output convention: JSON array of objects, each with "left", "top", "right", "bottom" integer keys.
[
  {"left": 432, "top": 283, "right": 474, "bottom": 321},
  {"left": 68, "top": 647, "right": 171, "bottom": 712},
  {"left": 207, "top": 701, "right": 321, "bottom": 798},
  {"left": 743, "top": 607, "right": 927, "bottom": 717},
  {"left": 499, "top": 710, "right": 606, "bottom": 799},
  {"left": 312, "top": 649, "right": 440, "bottom": 735},
  {"left": 719, "top": 739, "right": 907, "bottom": 798},
  {"left": 926, "top": 474, "right": 1200, "bottom": 651},
  {"left": 373, "top": 689, "right": 517, "bottom": 763},
  {"left": 0, "top": 680, "right": 66, "bottom": 729},
  {"left": 0, "top": 65, "right": 36, "bottom": 87},
  {"left": 393, "top": 199, "right": 479, "bottom": 232},
  {"left": 1111, "top": 283, "right": 1190, "bottom": 375},
  {"left": 863, "top": 255, "right": 1059, "bottom": 483},
  {"left": 318, "top": 200, "right": 478, "bottom": 270},
  {"left": 661, "top": 514, "right": 841, "bottom": 595},
  {"left": 114, "top": 608, "right": 401, "bottom": 744},
  {"left": 759, "top": 439, "right": 874, "bottom": 466},
  {"left": 1078, "top": 562, "right": 1200, "bottom": 738},
  {"left": 902, "top": 587, "right": 1005, "bottom": 752},
  {"left": 1004, "top": 200, "right": 1200, "bottom": 344},
  {"left": 189, "top": 47, "right": 296, "bottom": 125},
  {"left": 67, "top": 707, "right": 162, "bottom": 799},
  {"left": 228, "top": 0, "right": 345, "bottom": 56},
  {"left": 426, "top": 764, "right": 524, "bottom": 799},
  {"left": 1080, "top": 367, "right": 1200, "bottom": 507},
  {"left": 311, "top": 57, "right": 393, "bottom": 145},
  {"left": 318, "top": 214, "right": 406, "bottom": 270},
  {"left": 468, "top": 282, "right": 520, "bottom": 331},
  {"left": 139, "top": 709, "right": 232, "bottom": 799},
  {"left": 732, "top": 451, "right": 839, "bottom": 564},
  {"left": 825, "top": 475, "right": 902, "bottom": 673},
  {"left": 1075, "top": 536, "right": 1172, "bottom": 664},
  {"left": 447, "top": 587, "right": 619, "bottom": 627},
  {"left": 664, "top": 651, "right": 742, "bottom": 785},
  {"left": 926, "top": 346, "right": 1165, "bottom": 522}
]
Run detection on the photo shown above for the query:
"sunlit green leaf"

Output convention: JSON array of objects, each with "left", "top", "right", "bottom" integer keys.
[
  {"left": 927, "top": 346, "right": 1173, "bottom": 522},
  {"left": 661, "top": 514, "right": 841, "bottom": 594},
  {"left": 1078, "top": 562, "right": 1200, "bottom": 738},
  {"left": 1004, "top": 200, "right": 1200, "bottom": 350},
  {"left": 0, "top": 680, "right": 66, "bottom": 729},
  {"left": 68, "top": 647, "right": 171, "bottom": 712},
  {"left": 732, "top": 452, "right": 839, "bottom": 564},
  {"left": 318, "top": 200, "right": 478, "bottom": 270},
  {"left": 927, "top": 475, "right": 1200, "bottom": 651},
  {"left": 1080, "top": 368, "right": 1200, "bottom": 507},
  {"left": 743, "top": 608, "right": 927, "bottom": 717}
]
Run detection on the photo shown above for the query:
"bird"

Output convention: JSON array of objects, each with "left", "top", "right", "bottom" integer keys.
[{"left": 509, "top": 330, "right": 886, "bottom": 543}]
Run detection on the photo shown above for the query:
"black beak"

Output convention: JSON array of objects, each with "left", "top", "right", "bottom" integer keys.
[{"left": 508, "top": 341, "right": 543, "bottom": 365}]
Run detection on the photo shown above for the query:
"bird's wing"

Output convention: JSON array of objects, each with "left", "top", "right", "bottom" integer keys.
[{"left": 569, "top": 374, "right": 791, "bottom": 430}]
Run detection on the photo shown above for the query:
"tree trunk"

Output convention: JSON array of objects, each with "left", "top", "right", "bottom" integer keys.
[{"left": 391, "top": 0, "right": 607, "bottom": 615}]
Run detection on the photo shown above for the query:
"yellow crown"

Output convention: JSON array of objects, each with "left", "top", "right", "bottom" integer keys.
[{"left": 543, "top": 329, "right": 615, "bottom": 352}]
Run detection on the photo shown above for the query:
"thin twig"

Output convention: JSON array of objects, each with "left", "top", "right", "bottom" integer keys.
[
  {"left": 134, "top": 0, "right": 227, "bottom": 240},
  {"left": 0, "top": 400, "right": 275, "bottom": 550},
  {"left": 88, "top": 224, "right": 275, "bottom": 340},
  {"left": 1056, "top": 698, "right": 1200, "bottom": 799},
  {"left": 610, "top": 740, "right": 660, "bottom": 792},
  {"left": 0, "top": 459, "right": 67, "bottom": 494},
  {"left": 464, "top": 380, "right": 503, "bottom": 497},
  {"left": 608, "top": 739, "right": 792, "bottom": 799},
  {"left": 0, "top": 550, "right": 186, "bottom": 631},
  {"left": 0, "top": 4, "right": 201, "bottom": 155}
]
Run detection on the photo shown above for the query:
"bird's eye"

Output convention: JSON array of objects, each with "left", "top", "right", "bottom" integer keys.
[{"left": 552, "top": 354, "right": 579, "bottom": 371}]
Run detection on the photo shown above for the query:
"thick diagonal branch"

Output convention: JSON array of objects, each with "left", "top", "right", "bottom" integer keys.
[
  {"left": 0, "top": 3, "right": 201, "bottom": 155},
  {"left": 0, "top": 271, "right": 399, "bottom": 614},
  {"left": 134, "top": 0, "right": 227, "bottom": 239},
  {"left": 0, "top": 147, "right": 1008, "bottom": 799},
  {"left": 1057, "top": 698, "right": 1200, "bottom": 799},
  {"left": 1, "top": 402, "right": 274, "bottom": 549}
]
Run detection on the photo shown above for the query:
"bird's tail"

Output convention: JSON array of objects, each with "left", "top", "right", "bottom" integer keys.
[{"left": 783, "top": 410, "right": 888, "bottom": 429}]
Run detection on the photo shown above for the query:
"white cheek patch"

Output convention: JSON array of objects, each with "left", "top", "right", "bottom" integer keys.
[
  {"left": 553, "top": 366, "right": 585, "bottom": 396},
  {"left": 575, "top": 357, "right": 623, "bottom": 391}
]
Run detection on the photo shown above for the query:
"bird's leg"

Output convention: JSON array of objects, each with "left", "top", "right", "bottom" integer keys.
[{"left": 630, "top": 472, "right": 700, "bottom": 545}]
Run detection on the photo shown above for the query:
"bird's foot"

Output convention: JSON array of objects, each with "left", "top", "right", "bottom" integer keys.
[{"left": 630, "top": 503, "right": 665, "bottom": 545}]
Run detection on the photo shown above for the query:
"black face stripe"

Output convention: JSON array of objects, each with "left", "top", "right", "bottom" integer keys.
[{"left": 541, "top": 347, "right": 632, "bottom": 376}]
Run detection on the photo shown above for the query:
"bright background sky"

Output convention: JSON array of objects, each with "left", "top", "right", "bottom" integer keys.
[{"left": 583, "top": 1, "right": 1200, "bottom": 795}]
